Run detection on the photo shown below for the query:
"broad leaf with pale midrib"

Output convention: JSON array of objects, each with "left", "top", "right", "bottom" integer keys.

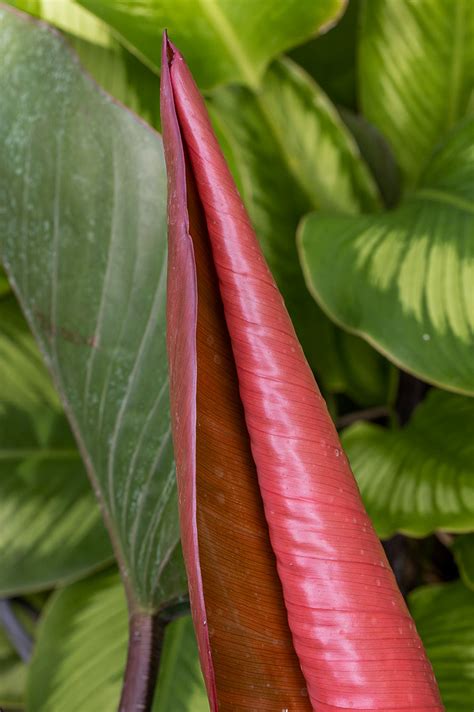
[
  {"left": 410, "top": 580, "right": 474, "bottom": 711},
  {"left": 209, "top": 57, "right": 391, "bottom": 406},
  {"left": 341, "top": 390, "right": 474, "bottom": 538},
  {"left": 0, "top": 7, "right": 185, "bottom": 611},
  {"left": 77, "top": 0, "right": 345, "bottom": 90},
  {"left": 27, "top": 571, "right": 208, "bottom": 712},
  {"left": 359, "top": 0, "right": 474, "bottom": 187},
  {"left": 299, "top": 118, "right": 474, "bottom": 395}
]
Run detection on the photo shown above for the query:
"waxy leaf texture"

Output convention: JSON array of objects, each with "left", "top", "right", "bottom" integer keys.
[{"left": 161, "top": 35, "right": 443, "bottom": 711}]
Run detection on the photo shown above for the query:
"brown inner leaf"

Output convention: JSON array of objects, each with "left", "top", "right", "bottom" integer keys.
[{"left": 186, "top": 163, "right": 311, "bottom": 709}]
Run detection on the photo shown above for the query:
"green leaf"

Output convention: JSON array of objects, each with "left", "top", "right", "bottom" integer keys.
[
  {"left": 27, "top": 571, "right": 208, "bottom": 712},
  {"left": 359, "top": 0, "right": 474, "bottom": 187},
  {"left": 0, "top": 401, "right": 113, "bottom": 595},
  {"left": 341, "top": 390, "right": 474, "bottom": 538},
  {"left": 299, "top": 118, "right": 474, "bottom": 395},
  {"left": 410, "top": 580, "right": 474, "bottom": 711},
  {"left": 0, "top": 623, "right": 26, "bottom": 710},
  {"left": 154, "top": 617, "right": 209, "bottom": 712},
  {"left": 0, "top": 7, "right": 185, "bottom": 610},
  {"left": 209, "top": 58, "right": 390, "bottom": 405},
  {"left": 76, "top": 0, "right": 346, "bottom": 90},
  {"left": 9, "top": 1, "right": 162, "bottom": 129},
  {"left": 8, "top": 0, "right": 112, "bottom": 44},
  {"left": 0, "top": 295, "right": 59, "bottom": 410},
  {"left": 453, "top": 534, "right": 474, "bottom": 590}
]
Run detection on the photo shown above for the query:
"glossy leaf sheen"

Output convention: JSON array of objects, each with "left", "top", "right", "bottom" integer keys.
[
  {"left": 78, "top": 0, "right": 345, "bottom": 90},
  {"left": 27, "top": 571, "right": 208, "bottom": 712},
  {"left": 359, "top": 0, "right": 474, "bottom": 186},
  {"left": 162, "top": 36, "right": 442, "bottom": 710},
  {"left": 410, "top": 581, "right": 474, "bottom": 711},
  {"left": 342, "top": 390, "right": 474, "bottom": 539},
  {"left": 299, "top": 119, "right": 474, "bottom": 395},
  {"left": 0, "top": 8, "right": 184, "bottom": 610},
  {"left": 208, "top": 59, "right": 388, "bottom": 405}
]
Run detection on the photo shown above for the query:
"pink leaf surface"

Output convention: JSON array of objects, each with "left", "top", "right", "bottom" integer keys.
[{"left": 161, "top": 34, "right": 444, "bottom": 712}]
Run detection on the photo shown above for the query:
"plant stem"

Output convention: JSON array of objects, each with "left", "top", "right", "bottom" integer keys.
[
  {"left": 119, "top": 611, "right": 165, "bottom": 712},
  {"left": 0, "top": 599, "right": 33, "bottom": 662},
  {"left": 336, "top": 405, "right": 390, "bottom": 429}
]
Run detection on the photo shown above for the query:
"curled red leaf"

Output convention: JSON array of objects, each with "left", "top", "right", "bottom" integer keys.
[{"left": 161, "top": 34, "right": 444, "bottom": 711}]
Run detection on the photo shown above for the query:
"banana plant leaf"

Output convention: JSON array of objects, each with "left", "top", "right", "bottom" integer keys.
[{"left": 161, "top": 34, "right": 443, "bottom": 710}]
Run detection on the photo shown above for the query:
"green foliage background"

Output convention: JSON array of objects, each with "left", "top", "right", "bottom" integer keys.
[{"left": 0, "top": 0, "right": 472, "bottom": 709}]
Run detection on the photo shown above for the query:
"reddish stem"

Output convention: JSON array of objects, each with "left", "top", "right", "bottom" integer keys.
[{"left": 118, "top": 611, "right": 165, "bottom": 712}]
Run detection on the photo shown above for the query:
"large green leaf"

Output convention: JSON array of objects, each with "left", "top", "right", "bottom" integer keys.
[
  {"left": 27, "top": 571, "right": 208, "bottom": 712},
  {"left": 341, "top": 390, "right": 474, "bottom": 538},
  {"left": 8, "top": 1, "right": 161, "bottom": 128},
  {"left": 0, "top": 401, "right": 112, "bottom": 595},
  {"left": 299, "top": 118, "right": 474, "bottom": 395},
  {"left": 359, "top": 0, "right": 474, "bottom": 187},
  {"left": 0, "top": 7, "right": 185, "bottom": 610},
  {"left": 453, "top": 534, "right": 474, "bottom": 590},
  {"left": 410, "top": 580, "right": 474, "bottom": 711},
  {"left": 209, "top": 58, "right": 390, "bottom": 405},
  {"left": 76, "top": 0, "right": 345, "bottom": 90}
]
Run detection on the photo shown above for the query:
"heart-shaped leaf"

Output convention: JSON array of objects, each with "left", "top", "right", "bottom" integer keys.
[
  {"left": 162, "top": 34, "right": 442, "bottom": 709},
  {"left": 209, "top": 58, "right": 390, "bottom": 405},
  {"left": 0, "top": 7, "right": 185, "bottom": 613},
  {"left": 27, "top": 571, "right": 207, "bottom": 712},
  {"left": 410, "top": 580, "right": 474, "bottom": 711},
  {"left": 341, "top": 389, "right": 474, "bottom": 538},
  {"left": 77, "top": 0, "right": 346, "bottom": 90},
  {"left": 299, "top": 118, "right": 474, "bottom": 395},
  {"left": 359, "top": 0, "right": 474, "bottom": 186}
]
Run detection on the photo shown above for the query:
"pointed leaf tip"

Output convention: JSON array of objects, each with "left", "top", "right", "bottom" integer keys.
[{"left": 162, "top": 35, "right": 444, "bottom": 711}]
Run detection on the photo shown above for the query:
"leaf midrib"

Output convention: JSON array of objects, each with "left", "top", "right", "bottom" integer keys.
[
  {"left": 417, "top": 188, "right": 474, "bottom": 214},
  {"left": 197, "top": 0, "right": 259, "bottom": 89}
]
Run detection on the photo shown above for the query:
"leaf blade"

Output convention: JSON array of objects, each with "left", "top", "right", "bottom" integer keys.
[
  {"left": 342, "top": 390, "right": 474, "bottom": 538},
  {"left": 0, "top": 7, "right": 185, "bottom": 611},
  {"left": 299, "top": 119, "right": 474, "bottom": 395},
  {"left": 359, "top": 0, "right": 474, "bottom": 186},
  {"left": 77, "top": 0, "right": 346, "bottom": 90},
  {"left": 163, "top": 35, "right": 443, "bottom": 710}
]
